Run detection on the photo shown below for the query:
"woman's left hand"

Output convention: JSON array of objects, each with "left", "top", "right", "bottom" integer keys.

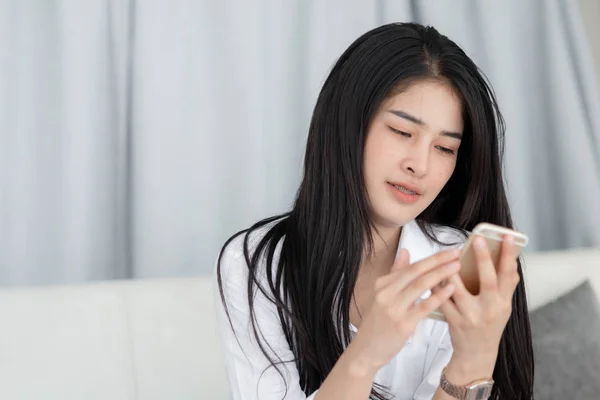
[{"left": 437, "top": 234, "right": 521, "bottom": 378}]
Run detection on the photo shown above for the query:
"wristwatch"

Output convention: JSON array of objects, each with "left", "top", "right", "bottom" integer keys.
[{"left": 439, "top": 367, "right": 494, "bottom": 400}]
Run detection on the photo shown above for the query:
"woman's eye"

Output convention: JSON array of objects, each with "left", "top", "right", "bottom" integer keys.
[
  {"left": 390, "top": 127, "right": 411, "bottom": 137},
  {"left": 436, "top": 146, "right": 455, "bottom": 155}
]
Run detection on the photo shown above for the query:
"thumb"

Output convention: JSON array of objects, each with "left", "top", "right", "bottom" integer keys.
[{"left": 392, "top": 248, "right": 410, "bottom": 272}]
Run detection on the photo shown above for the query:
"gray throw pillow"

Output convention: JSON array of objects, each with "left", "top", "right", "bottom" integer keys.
[{"left": 530, "top": 280, "right": 600, "bottom": 400}]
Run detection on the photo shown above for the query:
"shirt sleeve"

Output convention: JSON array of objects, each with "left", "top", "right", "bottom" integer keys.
[
  {"left": 213, "top": 238, "right": 319, "bottom": 400},
  {"left": 412, "top": 324, "right": 453, "bottom": 400}
]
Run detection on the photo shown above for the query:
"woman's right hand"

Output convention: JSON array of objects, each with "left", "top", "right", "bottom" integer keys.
[{"left": 348, "top": 248, "right": 461, "bottom": 374}]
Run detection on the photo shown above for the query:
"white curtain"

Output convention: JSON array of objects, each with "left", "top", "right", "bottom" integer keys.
[
  {"left": 0, "top": 0, "right": 133, "bottom": 284},
  {"left": 1, "top": 0, "right": 599, "bottom": 286}
]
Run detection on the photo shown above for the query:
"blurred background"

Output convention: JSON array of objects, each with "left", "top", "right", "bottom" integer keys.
[{"left": 1, "top": 0, "right": 600, "bottom": 288}]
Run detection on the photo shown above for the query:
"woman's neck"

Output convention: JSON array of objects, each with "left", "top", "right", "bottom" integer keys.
[{"left": 362, "top": 225, "right": 402, "bottom": 274}]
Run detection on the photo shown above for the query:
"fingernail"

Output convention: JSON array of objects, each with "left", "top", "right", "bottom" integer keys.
[
  {"left": 445, "top": 284, "right": 455, "bottom": 292},
  {"left": 506, "top": 235, "right": 514, "bottom": 244}
]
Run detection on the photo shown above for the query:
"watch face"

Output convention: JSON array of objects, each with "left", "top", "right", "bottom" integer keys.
[{"left": 465, "top": 383, "right": 493, "bottom": 400}]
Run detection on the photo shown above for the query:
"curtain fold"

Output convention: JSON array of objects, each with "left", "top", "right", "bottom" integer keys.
[{"left": 0, "top": 0, "right": 133, "bottom": 285}]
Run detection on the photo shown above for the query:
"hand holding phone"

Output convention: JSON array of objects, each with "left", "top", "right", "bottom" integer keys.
[{"left": 428, "top": 223, "right": 528, "bottom": 321}]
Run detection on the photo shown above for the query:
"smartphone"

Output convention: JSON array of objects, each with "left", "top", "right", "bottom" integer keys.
[{"left": 428, "top": 223, "right": 529, "bottom": 322}]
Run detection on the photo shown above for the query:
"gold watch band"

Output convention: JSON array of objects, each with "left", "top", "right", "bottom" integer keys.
[
  {"left": 439, "top": 367, "right": 494, "bottom": 400},
  {"left": 440, "top": 368, "right": 467, "bottom": 399}
]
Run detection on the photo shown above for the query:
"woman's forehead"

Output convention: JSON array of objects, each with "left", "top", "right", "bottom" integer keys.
[{"left": 382, "top": 81, "right": 464, "bottom": 134}]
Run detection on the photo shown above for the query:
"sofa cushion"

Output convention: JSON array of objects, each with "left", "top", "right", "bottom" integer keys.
[
  {"left": 0, "top": 283, "right": 135, "bottom": 400},
  {"left": 124, "top": 277, "right": 228, "bottom": 399},
  {"left": 530, "top": 280, "right": 600, "bottom": 399},
  {"left": 522, "top": 247, "right": 600, "bottom": 312}
]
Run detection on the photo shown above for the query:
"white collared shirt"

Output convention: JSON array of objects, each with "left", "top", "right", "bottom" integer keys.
[{"left": 213, "top": 220, "right": 466, "bottom": 400}]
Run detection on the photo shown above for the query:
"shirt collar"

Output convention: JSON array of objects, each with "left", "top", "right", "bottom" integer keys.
[{"left": 396, "top": 220, "right": 435, "bottom": 264}]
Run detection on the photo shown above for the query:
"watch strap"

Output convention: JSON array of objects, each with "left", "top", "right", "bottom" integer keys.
[{"left": 440, "top": 368, "right": 467, "bottom": 399}]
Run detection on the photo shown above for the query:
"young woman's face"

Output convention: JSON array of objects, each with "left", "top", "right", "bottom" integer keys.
[{"left": 363, "top": 79, "right": 464, "bottom": 230}]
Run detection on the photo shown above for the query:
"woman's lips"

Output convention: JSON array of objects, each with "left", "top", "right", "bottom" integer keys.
[{"left": 387, "top": 182, "right": 421, "bottom": 204}]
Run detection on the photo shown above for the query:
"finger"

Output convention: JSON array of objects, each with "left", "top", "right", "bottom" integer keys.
[
  {"left": 406, "top": 282, "right": 456, "bottom": 322},
  {"left": 391, "top": 248, "right": 410, "bottom": 273},
  {"left": 374, "top": 249, "right": 411, "bottom": 291},
  {"left": 379, "top": 248, "right": 460, "bottom": 294},
  {"left": 498, "top": 236, "right": 521, "bottom": 296},
  {"left": 390, "top": 248, "right": 460, "bottom": 288},
  {"left": 473, "top": 236, "right": 498, "bottom": 294},
  {"left": 446, "top": 272, "right": 474, "bottom": 313},
  {"left": 435, "top": 288, "right": 462, "bottom": 323},
  {"left": 395, "top": 261, "right": 461, "bottom": 309}
]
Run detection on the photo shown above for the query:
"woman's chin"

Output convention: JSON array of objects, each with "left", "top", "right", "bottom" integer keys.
[
  {"left": 369, "top": 199, "right": 428, "bottom": 229},
  {"left": 372, "top": 213, "right": 416, "bottom": 230}
]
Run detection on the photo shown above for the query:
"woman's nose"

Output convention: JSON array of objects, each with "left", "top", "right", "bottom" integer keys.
[{"left": 402, "top": 148, "right": 428, "bottom": 178}]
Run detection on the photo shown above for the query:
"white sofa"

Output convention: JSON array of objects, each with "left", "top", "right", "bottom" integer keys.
[{"left": 0, "top": 247, "right": 598, "bottom": 400}]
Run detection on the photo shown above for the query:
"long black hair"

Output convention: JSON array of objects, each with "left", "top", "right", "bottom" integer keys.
[{"left": 217, "top": 22, "right": 534, "bottom": 400}]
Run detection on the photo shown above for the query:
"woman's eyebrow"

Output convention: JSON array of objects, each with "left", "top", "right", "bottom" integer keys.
[{"left": 388, "top": 109, "right": 463, "bottom": 140}]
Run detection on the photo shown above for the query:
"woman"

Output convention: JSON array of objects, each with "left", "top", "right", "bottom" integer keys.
[{"left": 214, "top": 22, "right": 534, "bottom": 400}]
